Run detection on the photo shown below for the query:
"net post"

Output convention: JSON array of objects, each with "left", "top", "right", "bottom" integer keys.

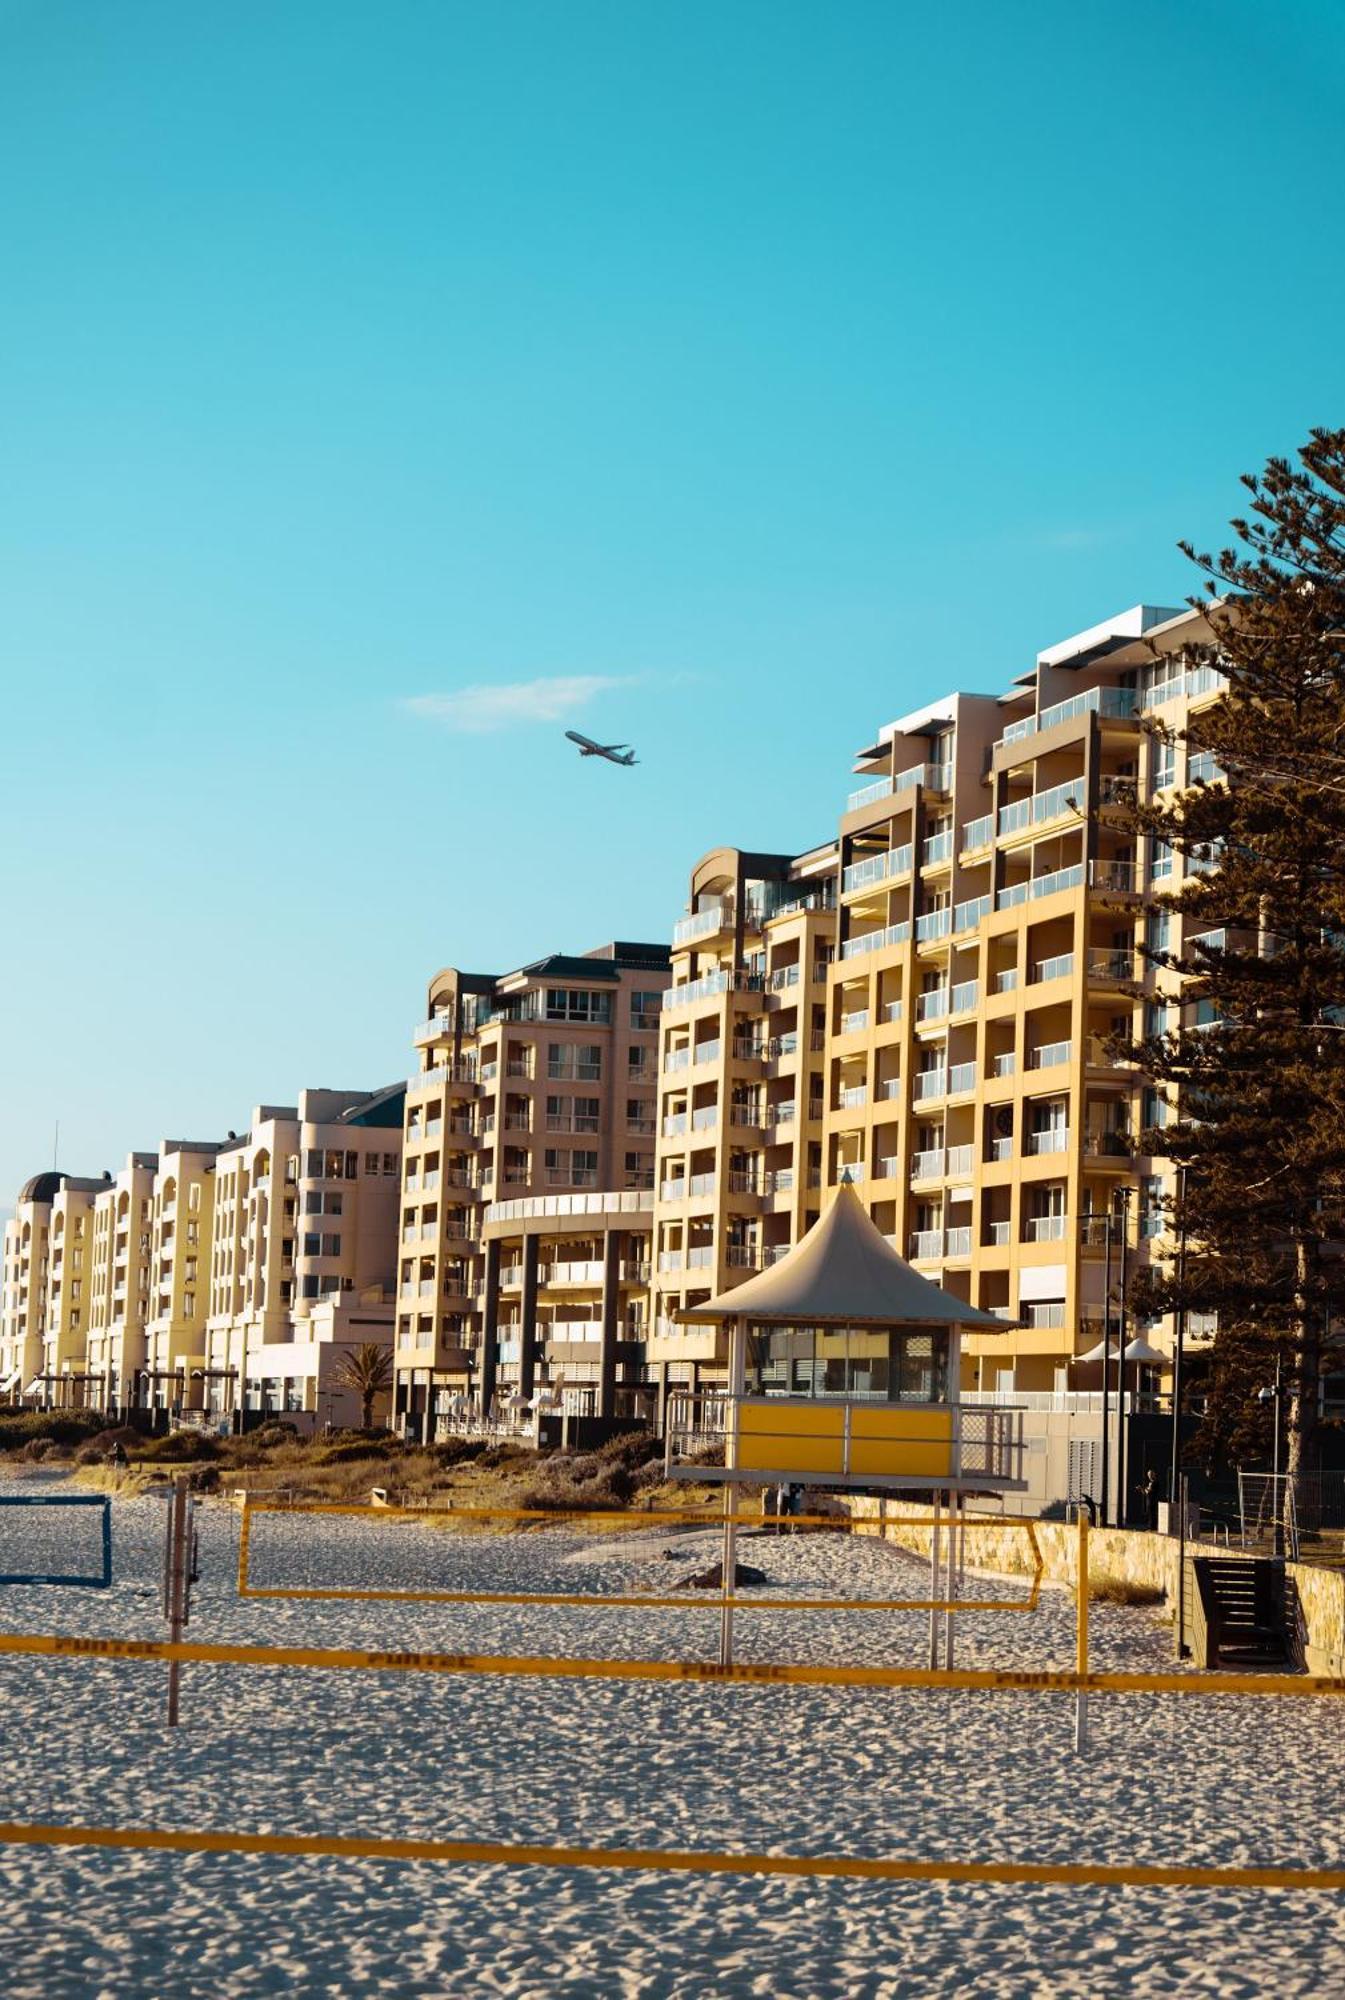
[
  {"left": 927, "top": 1492, "right": 942, "bottom": 1671},
  {"left": 719, "top": 1481, "right": 737, "bottom": 1668},
  {"left": 166, "top": 1475, "right": 189, "bottom": 1727},
  {"left": 1074, "top": 1506, "right": 1090, "bottom": 1754}
]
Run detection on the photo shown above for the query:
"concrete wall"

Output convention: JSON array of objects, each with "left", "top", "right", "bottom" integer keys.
[{"left": 843, "top": 1494, "right": 1345, "bottom": 1674}]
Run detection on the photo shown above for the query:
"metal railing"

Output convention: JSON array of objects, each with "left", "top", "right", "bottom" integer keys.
[
  {"left": 840, "top": 920, "right": 911, "bottom": 961},
  {"left": 961, "top": 813, "right": 993, "bottom": 850},
  {"left": 842, "top": 845, "right": 912, "bottom": 894}
]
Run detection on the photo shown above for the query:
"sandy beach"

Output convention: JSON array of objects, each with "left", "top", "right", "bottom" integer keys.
[{"left": 0, "top": 1472, "right": 1340, "bottom": 1999}]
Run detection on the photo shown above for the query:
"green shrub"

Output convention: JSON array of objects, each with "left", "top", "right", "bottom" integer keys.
[
  {"left": 0, "top": 1410, "right": 108, "bottom": 1453},
  {"left": 131, "top": 1431, "right": 221, "bottom": 1463}
]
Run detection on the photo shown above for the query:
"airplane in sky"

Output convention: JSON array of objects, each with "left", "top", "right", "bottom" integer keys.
[{"left": 565, "top": 730, "right": 638, "bottom": 767}]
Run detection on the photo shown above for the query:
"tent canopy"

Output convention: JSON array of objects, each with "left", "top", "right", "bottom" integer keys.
[{"left": 675, "top": 1181, "right": 1010, "bottom": 1329}]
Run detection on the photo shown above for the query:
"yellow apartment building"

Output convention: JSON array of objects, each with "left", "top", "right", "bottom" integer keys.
[
  {"left": 38, "top": 1176, "right": 111, "bottom": 1406},
  {"left": 645, "top": 845, "right": 838, "bottom": 1414},
  {"left": 396, "top": 942, "right": 671, "bottom": 1438},
  {"left": 86, "top": 1153, "right": 157, "bottom": 1413},
  {"left": 142, "top": 1139, "right": 227, "bottom": 1412},
  {"left": 827, "top": 601, "right": 1220, "bottom": 1398}
]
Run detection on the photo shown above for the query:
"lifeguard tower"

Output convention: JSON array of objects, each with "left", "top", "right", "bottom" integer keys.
[{"left": 665, "top": 1183, "right": 1024, "bottom": 1660}]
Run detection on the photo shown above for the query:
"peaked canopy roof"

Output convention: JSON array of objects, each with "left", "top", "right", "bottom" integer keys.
[{"left": 677, "top": 1181, "right": 1010, "bottom": 1329}]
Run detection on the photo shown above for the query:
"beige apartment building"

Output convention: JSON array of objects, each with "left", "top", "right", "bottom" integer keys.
[
  {"left": 396, "top": 942, "right": 671, "bottom": 1438},
  {"left": 2, "top": 1173, "right": 67, "bottom": 1401},
  {"left": 645, "top": 848, "right": 838, "bottom": 1413},
  {"left": 86, "top": 1153, "right": 157, "bottom": 1412},
  {"left": 202, "top": 1086, "right": 403, "bottom": 1426}
]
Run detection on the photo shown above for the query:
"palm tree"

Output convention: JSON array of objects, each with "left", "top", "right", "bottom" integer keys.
[{"left": 336, "top": 1342, "right": 394, "bottom": 1430}]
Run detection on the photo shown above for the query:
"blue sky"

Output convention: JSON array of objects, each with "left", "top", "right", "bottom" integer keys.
[{"left": 2, "top": 0, "right": 1343, "bottom": 1200}]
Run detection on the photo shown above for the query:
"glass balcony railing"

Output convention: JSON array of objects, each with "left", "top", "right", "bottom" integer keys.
[
  {"left": 953, "top": 895, "right": 991, "bottom": 934},
  {"left": 842, "top": 845, "right": 912, "bottom": 894},
  {"left": 950, "top": 979, "right": 979, "bottom": 1015},
  {"left": 1032, "top": 953, "right": 1075, "bottom": 983},
  {"left": 947, "top": 1062, "right": 977, "bottom": 1094},
  {"left": 915, "top": 988, "right": 949, "bottom": 1023},
  {"left": 960, "top": 813, "right": 994, "bottom": 851},
  {"left": 840, "top": 920, "right": 911, "bottom": 961},
  {"left": 672, "top": 904, "right": 731, "bottom": 947},
  {"left": 915, "top": 906, "right": 952, "bottom": 943},
  {"left": 1028, "top": 1040, "right": 1072, "bottom": 1070},
  {"left": 921, "top": 829, "right": 954, "bottom": 867}
]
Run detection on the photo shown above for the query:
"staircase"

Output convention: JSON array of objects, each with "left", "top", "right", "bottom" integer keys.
[{"left": 1189, "top": 1556, "right": 1290, "bottom": 1669}]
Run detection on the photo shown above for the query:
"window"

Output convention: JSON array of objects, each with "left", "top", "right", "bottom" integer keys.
[
  {"left": 304, "top": 1192, "right": 322, "bottom": 1214},
  {"left": 382, "top": 1152, "right": 398, "bottom": 1176},
  {"left": 545, "top": 987, "right": 612, "bottom": 1024},
  {"left": 1150, "top": 838, "right": 1174, "bottom": 882},
  {"left": 321, "top": 1234, "right": 341, "bottom": 1257},
  {"left": 1142, "top": 1088, "right": 1171, "bottom": 1132},
  {"left": 1153, "top": 736, "right": 1177, "bottom": 791},
  {"left": 631, "top": 990, "right": 662, "bottom": 1029},
  {"left": 1140, "top": 1175, "right": 1164, "bottom": 1238},
  {"left": 324, "top": 1193, "right": 343, "bottom": 1215},
  {"left": 302, "top": 1275, "right": 319, "bottom": 1300},
  {"left": 365, "top": 1152, "right": 381, "bottom": 1173},
  {"left": 1146, "top": 910, "right": 1171, "bottom": 956},
  {"left": 303, "top": 1233, "right": 321, "bottom": 1257}
]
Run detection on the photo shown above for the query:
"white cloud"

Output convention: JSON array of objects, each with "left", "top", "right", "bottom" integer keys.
[{"left": 401, "top": 674, "right": 633, "bottom": 735}]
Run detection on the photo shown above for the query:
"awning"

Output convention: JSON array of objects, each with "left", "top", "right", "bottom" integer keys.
[{"left": 676, "top": 1181, "right": 1010, "bottom": 1329}]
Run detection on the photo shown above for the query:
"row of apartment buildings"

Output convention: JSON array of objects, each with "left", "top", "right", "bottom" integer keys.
[
  {"left": 1, "top": 1088, "right": 406, "bottom": 1424},
  {"left": 4, "top": 600, "right": 1225, "bottom": 1439}
]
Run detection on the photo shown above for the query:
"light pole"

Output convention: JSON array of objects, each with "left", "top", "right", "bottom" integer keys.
[
  {"left": 1258, "top": 1355, "right": 1284, "bottom": 1555},
  {"left": 1115, "top": 1188, "right": 1133, "bottom": 1527},
  {"left": 1100, "top": 1211, "right": 1113, "bottom": 1527}
]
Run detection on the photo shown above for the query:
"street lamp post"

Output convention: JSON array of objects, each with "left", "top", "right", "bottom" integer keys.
[
  {"left": 1115, "top": 1188, "right": 1133, "bottom": 1527},
  {"left": 1100, "top": 1212, "right": 1113, "bottom": 1527}
]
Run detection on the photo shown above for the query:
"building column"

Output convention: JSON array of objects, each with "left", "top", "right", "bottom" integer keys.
[
  {"left": 519, "top": 1233, "right": 540, "bottom": 1400},
  {"left": 480, "top": 1237, "right": 500, "bottom": 1415},
  {"left": 599, "top": 1227, "right": 621, "bottom": 1421}
]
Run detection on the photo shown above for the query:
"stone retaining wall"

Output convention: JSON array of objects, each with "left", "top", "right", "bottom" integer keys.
[{"left": 842, "top": 1495, "right": 1345, "bottom": 1673}]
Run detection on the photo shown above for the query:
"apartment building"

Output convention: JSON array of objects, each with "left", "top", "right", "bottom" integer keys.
[
  {"left": 829, "top": 601, "right": 1220, "bottom": 1395},
  {"left": 86, "top": 1153, "right": 157, "bottom": 1413},
  {"left": 396, "top": 942, "right": 671, "bottom": 1438},
  {"left": 646, "top": 846, "right": 838, "bottom": 1412},
  {"left": 202, "top": 1086, "right": 404, "bottom": 1424},
  {"left": 141, "top": 1138, "right": 227, "bottom": 1412},
  {"left": 2, "top": 1173, "right": 69, "bottom": 1400}
]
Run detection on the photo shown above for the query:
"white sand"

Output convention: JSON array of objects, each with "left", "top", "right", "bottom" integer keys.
[{"left": 0, "top": 1470, "right": 1340, "bottom": 1998}]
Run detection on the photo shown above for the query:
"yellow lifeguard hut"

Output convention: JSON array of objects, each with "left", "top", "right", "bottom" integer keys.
[{"left": 667, "top": 1181, "right": 1024, "bottom": 1497}]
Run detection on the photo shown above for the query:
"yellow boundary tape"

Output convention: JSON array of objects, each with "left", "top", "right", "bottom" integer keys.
[
  {"left": 0, "top": 1821, "right": 1339, "bottom": 1892},
  {"left": 2, "top": 1630, "right": 1342, "bottom": 1698},
  {"left": 236, "top": 1498, "right": 1044, "bottom": 1616}
]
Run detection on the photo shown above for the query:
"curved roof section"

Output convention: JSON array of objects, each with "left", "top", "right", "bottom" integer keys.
[
  {"left": 677, "top": 1181, "right": 1010, "bottom": 1329},
  {"left": 17, "top": 1171, "right": 64, "bottom": 1205}
]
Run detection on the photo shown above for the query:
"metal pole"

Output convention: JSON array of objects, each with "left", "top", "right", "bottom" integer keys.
[
  {"left": 1100, "top": 1214, "right": 1113, "bottom": 1527},
  {"left": 927, "top": 1491, "right": 942, "bottom": 1670},
  {"left": 1272, "top": 1354, "right": 1283, "bottom": 1559},
  {"left": 1074, "top": 1507, "right": 1090, "bottom": 1753},
  {"left": 943, "top": 1492, "right": 958, "bottom": 1670},
  {"left": 1170, "top": 1166, "right": 1187, "bottom": 1529},
  {"left": 166, "top": 1474, "right": 189, "bottom": 1727},
  {"left": 1177, "top": 1470, "right": 1189, "bottom": 1659},
  {"left": 1117, "top": 1196, "right": 1130, "bottom": 1527},
  {"left": 718, "top": 1480, "right": 737, "bottom": 1668}
]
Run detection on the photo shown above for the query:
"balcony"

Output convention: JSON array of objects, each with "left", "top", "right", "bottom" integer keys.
[
  {"left": 945, "top": 1226, "right": 972, "bottom": 1257},
  {"left": 840, "top": 921, "right": 911, "bottom": 962},
  {"left": 673, "top": 903, "right": 731, "bottom": 947},
  {"left": 769, "top": 1101, "right": 797, "bottom": 1127},
  {"left": 664, "top": 970, "right": 763, "bottom": 1012},
  {"left": 687, "top": 1245, "right": 714, "bottom": 1269},
  {"left": 1031, "top": 953, "right": 1075, "bottom": 984},
  {"left": 915, "top": 906, "right": 952, "bottom": 944},
  {"left": 993, "top": 968, "right": 1018, "bottom": 994},
  {"left": 1027, "top": 1041, "right": 1072, "bottom": 1071},
  {"left": 1086, "top": 948, "right": 1133, "bottom": 983},
  {"left": 947, "top": 1062, "right": 976, "bottom": 1095},
  {"left": 837, "top": 1085, "right": 868, "bottom": 1110},
  {"left": 413, "top": 1013, "right": 454, "bottom": 1047},
  {"left": 1025, "top": 1213, "right": 1068, "bottom": 1242},
  {"left": 657, "top": 1251, "right": 683, "bottom": 1273},
  {"left": 663, "top": 1048, "right": 691, "bottom": 1074},
  {"left": 946, "top": 1143, "right": 974, "bottom": 1177},
  {"left": 998, "top": 798, "right": 1032, "bottom": 837},
  {"left": 838, "top": 1009, "right": 871, "bottom": 1035},
  {"left": 877, "top": 1076, "right": 902, "bottom": 1099},
  {"left": 725, "top": 1246, "right": 760, "bottom": 1269},
  {"left": 950, "top": 979, "right": 979, "bottom": 1015},
  {"left": 1089, "top": 859, "right": 1138, "bottom": 895},
  {"left": 915, "top": 988, "right": 949, "bottom": 1024},
  {"left": 768, "top": 964, "right": 801, "bottom": 992},
  {"left": 908, "top": 1229, "right": 943, "bottom": 1260},
  {"left": 1026, "top": 1127, "right": 1070, "bottom": 1156},
  {"left": 986, "top": 1220, "right": 1011, "bottom": 1246},
  {"left": 988, "top": 1137, "right": 1012, "bottom": 1163},
  {"left": 998, "top": 684, "right": 1138, "bottom": 749},
  {"left": 691, "top": 1106, "right": 719, "bottom": 1132},
  {"left": 910, "top": 1149, "right": 943, "bottom": 1181},
  {"left": 842, "top": 845, "right": 912, "bottom": 895},
  {"left": 960, "top": 813, "right": 993, "bottom": 851},
  {"left": 662, "top": 1114, "right": 689, "bottom": 1139},
  {"left": 694, "top": 1040, "right": 723, "bottom": 1066},
  {"left": 543, "top": 1260, "right": 604, "bottom": 1286},
  {"left": 922, "top": 830, "right": 954, "bottom": 868},
  {"left": 913, "top": 1070, "right": 947, "bottom": 1103}
]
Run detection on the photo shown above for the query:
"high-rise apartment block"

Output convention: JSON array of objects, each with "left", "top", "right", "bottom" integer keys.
[{"left": 395, "top": 942, "right": 670, "bottom": 1437}]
